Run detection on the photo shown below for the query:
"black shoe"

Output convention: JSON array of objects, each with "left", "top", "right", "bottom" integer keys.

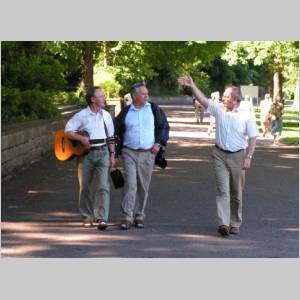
[
  {"left": 97, "top": 219, "right": 108, "bottom": 231},
  {"left": 119, "top": 220, "right": 131, "bottom": 230},
  {"left": 218, "top": 225, "right": 230, "bottom": 236},
  {"left": 134, "top": 219, "right": 144, "bottom": 229}
]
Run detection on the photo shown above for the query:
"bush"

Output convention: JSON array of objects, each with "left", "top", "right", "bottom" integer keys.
[
  {"left": 52, "top": 91, "right": 86, "bottom": 105},
  {"left": 1, "top": 87, "right": 59, "bottom": 124}
]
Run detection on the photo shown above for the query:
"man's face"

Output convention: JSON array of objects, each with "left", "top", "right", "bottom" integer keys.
[
  {"left": 222, "top": 88, "right": 238, "bottom": 110},
  {"left": 92, "top": 89, "right": 106, "bottom": 107},
  {"left": 133, "top": 86, "right": 149, "bottom": 104},
  {"left": 265, "top": 94, "right": 271, "bottom": 100}
]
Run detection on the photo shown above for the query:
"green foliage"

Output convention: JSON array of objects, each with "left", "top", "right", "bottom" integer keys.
[
  {"left": 112, "top": 41, "right": 227, "bottom": 96},
  {"left": 222, "top": 41, "right": 299, "bottom": 97},
  {"left": 52, "top": 91, "right": 86, "bottom": 105},
  {"left": 1, "top": 87, "right": 59, "bottom": 124},
  {"left": 2, "top": 41, "right": 66, "bottom": 91},
  {"left": 93, "top": 65, "right": 121, "bottom": 98},
  {"left": 1, "top": 41, "right": 67, "bottom": 123}
]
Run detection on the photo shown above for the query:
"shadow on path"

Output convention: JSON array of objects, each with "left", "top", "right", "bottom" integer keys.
[{"left": 1, "top": 104, "right": 299, "bottom": 257}]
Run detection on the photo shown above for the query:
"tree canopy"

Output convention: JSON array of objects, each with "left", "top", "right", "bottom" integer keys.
[{"left": 1, "top": 40, "right": 299, "bottom": 124}]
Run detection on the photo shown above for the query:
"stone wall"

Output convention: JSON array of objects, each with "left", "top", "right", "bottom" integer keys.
[{"left": 1, "top": 105, "right": 115, "bottom": 182}]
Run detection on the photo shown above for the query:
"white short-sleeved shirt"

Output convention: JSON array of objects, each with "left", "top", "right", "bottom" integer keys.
[
  {"left": 123, "top": 102, "right": 155, "bottom": 149},
  {"left": 206, "top": 99, "right": 259, "bottom": 152},
  {"left": 65, "top": 106, "right": 114, "bottom": 146}
]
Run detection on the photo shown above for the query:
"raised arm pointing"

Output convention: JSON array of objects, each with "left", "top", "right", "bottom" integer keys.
[{"left": 177, "top": 75, "right": 209, "bottom": 109}]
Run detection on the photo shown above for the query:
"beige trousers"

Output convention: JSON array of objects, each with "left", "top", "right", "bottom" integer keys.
[
  {"left": 121, "top": 148, "right": 155, "bottom": 222},
  {"left": 212, "top": 147, "right": 245, "bottom": 227}
]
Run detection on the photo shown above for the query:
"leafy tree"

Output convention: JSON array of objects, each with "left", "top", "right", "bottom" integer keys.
[{"left": 222, "top": 41, "right": 299, "bottom": 102}]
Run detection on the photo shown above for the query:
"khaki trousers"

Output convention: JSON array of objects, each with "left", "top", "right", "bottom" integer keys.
[
  {"left": 77, "top": 147, "right": 110, "bottom": 221},
  {"left": 212, "top": 147, "right": 245, "bottom": 227},
  {"left": 121, "top": 148, "right": 155, "bottom": 222}
]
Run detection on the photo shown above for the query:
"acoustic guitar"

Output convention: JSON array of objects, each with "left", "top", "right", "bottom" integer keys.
[{"left": 54, "top": 130, "right": 107, "bottom": 161}]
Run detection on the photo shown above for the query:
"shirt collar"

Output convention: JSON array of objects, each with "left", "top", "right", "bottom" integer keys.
[
  {"left": 87, "top": 105, "right": 102, "bottom": 116},
  {"left": 129, "top": 102, "right": 151, "bottom": 111}
]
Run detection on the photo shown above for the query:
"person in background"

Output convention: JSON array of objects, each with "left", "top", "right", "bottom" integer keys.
[
  {"left": 259, "top": 93, "right": 273, "bottom": 137},
  {"left": 269, "top": 96, "right": 284, "bottom": 144},
  {"left": 193, "top": 95, "right": 205, "bottom": 124},
  {"left": 178, "top": 75, "right": 259, "bottom": 237},
  {"left": 239, "top": 95, "right": 253, "bottom": 113},
  {"left": 65, "top": 87, "right": 116, "bottom": 230},
  {"left": 122, "top": 93, "right": 133, "bottom": 108}
]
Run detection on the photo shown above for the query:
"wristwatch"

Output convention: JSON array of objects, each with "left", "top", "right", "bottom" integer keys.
[{"left": 246, "top": 154, "right": 253, "bottom": 159}]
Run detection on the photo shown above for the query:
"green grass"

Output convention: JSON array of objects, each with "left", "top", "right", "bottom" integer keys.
[{"left": 254, "top": 106, "right": 299, "bottom": 146}]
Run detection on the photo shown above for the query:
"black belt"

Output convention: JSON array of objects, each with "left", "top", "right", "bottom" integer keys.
[
  {"left": 89, "top": 145, "right": 107, "bottom": 151},
  {"left": 215, "top": 144, "right": 244, "bottom": 154}
]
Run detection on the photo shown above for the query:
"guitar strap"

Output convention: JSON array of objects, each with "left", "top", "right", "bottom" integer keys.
[
  {"left": 103, "top": 117, "right": 109, "bottom": 138},
  {"left": 102, "top": 115, "right": 116, "bottom": 145}
]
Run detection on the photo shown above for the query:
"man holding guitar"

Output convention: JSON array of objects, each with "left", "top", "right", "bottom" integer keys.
[{"left": 65, "top": 87, "right": 116, "bottom": 230}]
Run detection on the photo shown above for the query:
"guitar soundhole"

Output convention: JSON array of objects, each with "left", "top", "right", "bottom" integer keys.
[{"left": 62, "top": 137, "right": 65, "bottom": 152}]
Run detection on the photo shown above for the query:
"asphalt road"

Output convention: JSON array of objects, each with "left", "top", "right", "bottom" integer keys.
[{"left": 1, "top": 104, "right": 299, "bottom": 257}]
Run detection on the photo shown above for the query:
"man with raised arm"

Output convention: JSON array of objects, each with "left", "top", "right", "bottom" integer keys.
[{"left": 178, "top": 76, "right": 258, "bottom": 236}]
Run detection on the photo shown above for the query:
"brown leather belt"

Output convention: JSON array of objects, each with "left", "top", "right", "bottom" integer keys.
[
  {"left": 125, "top": 146, "right": 152, "bottom": 152},
  {"left": 215, "top": 144, "right": 244, "bottom": 154}
]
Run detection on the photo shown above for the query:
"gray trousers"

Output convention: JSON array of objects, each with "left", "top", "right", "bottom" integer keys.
[
  {"left": 121, "top": 148, "right": 155, "bottom": 222},
  {"left": 77, "top": 147, "right": 110, "bottom": 221},
  {"left": 212, "top": 147, "right": 245, "bottom": 227}
]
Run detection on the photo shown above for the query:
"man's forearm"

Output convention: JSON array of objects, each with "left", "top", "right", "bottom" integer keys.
[
  {"left": 65, "top": 131, "right": 84, "bottom": 142},
  {"left": 191, "top": 84, "right": 209, "bottom": 109},
  {"left": 247, "top": 137, "right": 256, "bottom": 157}
]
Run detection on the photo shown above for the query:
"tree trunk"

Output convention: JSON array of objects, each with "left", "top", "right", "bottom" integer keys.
[
  {"left": 273, "top": 71, "right": 283, "bottom": 102},
  {"left": 267, "top": 72, "right": 273, "bottom": 97},
  {"left": 81, "top": 42, "right": 94, "bottom": 92}
]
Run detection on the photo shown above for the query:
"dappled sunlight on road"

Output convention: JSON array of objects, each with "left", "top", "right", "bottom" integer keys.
[
  {"left": 2, "top": 245, "right": 49, "bottom": 256},
  {"left": 280, "top": 227, "right": 299, "bottom": 232},
  {"left": 167, "top": 158, "right": 206, "bottom": 162},
  {"left": 2, "top": 104, "right": 298, "bottom": 258},
  {"left": 170, "top": 131, "right": 210, "bottom": 139},
  {"left": 279, "top": 153, "right": 299, "bottom": 159},
  {"left": 27, "top": 190, "right": 58, "bottom": 194}
]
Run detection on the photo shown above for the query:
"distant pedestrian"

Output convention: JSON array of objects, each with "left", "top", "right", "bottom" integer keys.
[
  {"left": 259, "top": 93, "right": 273, "bottom": 137},
  {"left": 122, "top": 93, "right": 133, "bottom": 108},
  {"left": 193, "top": 96, "right": 205, "bottom": 124},
  {"left": 114, "top": 82, "right": 169, "bottom": 230},
  {"left": 239, "top": 95, "right": 253, "bottom": 113},
  {"left": 269, "top": 96, "right": 284, "bottom": 144},
  {"left": 178, "top": 75, "right": 259, "bottom": 237}
]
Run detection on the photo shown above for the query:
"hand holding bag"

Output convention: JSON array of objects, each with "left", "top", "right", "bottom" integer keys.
[{"left": 110, "top": 169, "right": 124, "bottom": 189}]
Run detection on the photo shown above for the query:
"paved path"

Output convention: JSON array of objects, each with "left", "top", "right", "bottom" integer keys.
[{"left": 1, "top": 105, "right": 299, "bottom": 257}]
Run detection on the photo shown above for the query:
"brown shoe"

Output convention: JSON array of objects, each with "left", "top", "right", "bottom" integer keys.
[
  {"left": 218, "top": 225, "right": 230, "bottom": 236},
  {"left": 229, "top": 226, "right": 240, "bottom": 234},
  {"left": 134, "top": 219, "right": 144, "bottom": 229},
  {"left": 119, "top": 220, "right": 131, "bottom": 230},
  {"left": 82, "top": 219, "right": 93, "bottom": 228}
]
